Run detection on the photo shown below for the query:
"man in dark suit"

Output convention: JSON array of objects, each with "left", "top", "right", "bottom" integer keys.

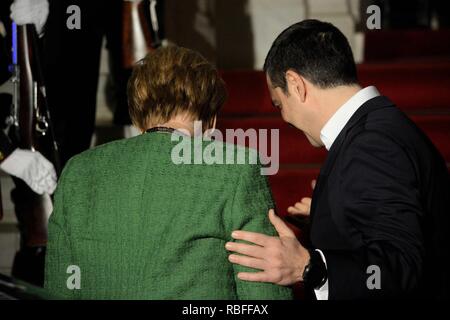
[{"left": 226, "top": 19, "right": 450, "bottom": 299}]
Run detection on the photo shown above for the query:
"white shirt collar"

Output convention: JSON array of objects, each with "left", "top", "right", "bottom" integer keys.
[{"left": 320, "top": 86, "right": 380, "bottom": 151}]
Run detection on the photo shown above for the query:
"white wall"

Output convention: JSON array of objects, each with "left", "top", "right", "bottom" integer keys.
[
  {"left": 166, "top": 0, "right": 364, "bottom": 69},
  {"left": 247, "top": 0, "right": 307, "bottom": 68}
]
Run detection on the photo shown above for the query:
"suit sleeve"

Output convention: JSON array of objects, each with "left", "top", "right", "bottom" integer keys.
[
  {"left": 44, "top": 160, "right": 77, "bottom": 299},
  {"left": 227, "top": 156, "right": 293, "bottom": 300},
  {"left": 323, "top": 131, "right": 424, "bottom": 299}
]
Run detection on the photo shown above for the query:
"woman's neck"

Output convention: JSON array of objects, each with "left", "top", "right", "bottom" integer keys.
[
  {"left": 156, "top": 120, "right": 196, "bottom": 135},
  {"left": 145, "top": 114, "right": 216, "bottom": 136},
  {"left": 147, "top": 114, "right": 199, "bottom": 136}
]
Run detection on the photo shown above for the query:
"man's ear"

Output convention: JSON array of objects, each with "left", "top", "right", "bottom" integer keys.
[{"left": 285, "top": 70, "right": 307, "bottom": 102}]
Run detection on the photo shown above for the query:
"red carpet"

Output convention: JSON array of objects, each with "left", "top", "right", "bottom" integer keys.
[{"left": 364, "top": 29, "right": 450, "bottom": 62}]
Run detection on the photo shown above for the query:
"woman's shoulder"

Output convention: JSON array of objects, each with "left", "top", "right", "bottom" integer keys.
[
  {"left": 69, "top": 134, "right": 153, "bottom": 162},
  {"left": 60, "top": 136, "right": 145, "bottom": 177}
]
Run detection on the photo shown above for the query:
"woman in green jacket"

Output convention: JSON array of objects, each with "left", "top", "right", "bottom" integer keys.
[{"left": 44, "top": 46, "right": 293, "bottom": 300}]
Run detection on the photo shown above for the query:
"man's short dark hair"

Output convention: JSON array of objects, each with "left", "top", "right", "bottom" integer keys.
[{"left": 264, "top": 19, "right": 358, "bottom": 92}]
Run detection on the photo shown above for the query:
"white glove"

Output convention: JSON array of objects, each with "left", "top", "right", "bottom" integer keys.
[
  {"left": 0, "top": 149, "right": 57, "bottom": 195},
  {"left": 10, "top": 0, "right": 49, "bottom": 35}
]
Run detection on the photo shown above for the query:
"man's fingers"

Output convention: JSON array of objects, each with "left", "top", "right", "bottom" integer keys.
[
  {"left": 300, "top": 197, "right": 312, "bottom": 206},
  {"left": 237, "top": 272, "right": 272, "bottom": 283},
  {"left": 225, "top": 242, "right": 265, "bottom": 259},
  {"left": 294, "top": 201, "right": 309, "bottom": 212},
  {"left": 311, "top": 179, "right": 317, "bottom": 190},
  {"left": 287, "top": 197, "right": 312, "bottom": 215},
  {"left": 287, "top": 205, "right": 308, "bottom": 216},
  {"left": 228, "top": 254, "right": 266, "bottom": 270},
  {"left": 268, "top": 209, "right": 295, "bottom": 237},
  {"left": 231, "top": 230, "right": 271, "bottom": 247},
  {"left": 287, "top": 206, "right": 305, "bottom": 215}
]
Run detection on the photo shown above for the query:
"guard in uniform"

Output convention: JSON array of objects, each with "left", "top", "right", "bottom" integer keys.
[{"left": 1, "top": 0, "right": 56, "bottom": 286}]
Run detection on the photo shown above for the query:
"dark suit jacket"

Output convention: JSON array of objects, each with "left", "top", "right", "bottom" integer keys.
[{"left": 310, "top": 96, "right": 450, "bottom": 299}]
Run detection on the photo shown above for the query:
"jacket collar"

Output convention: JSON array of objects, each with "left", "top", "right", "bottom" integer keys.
[
  {"left": 320, "top": 95, "right": 395, "bottom": 176},
  {"left": 310, "top": 96, "right": 395, "bottom": 219},
  {"left": 320, "top": 86, "right": 380, "bottom": 151}
]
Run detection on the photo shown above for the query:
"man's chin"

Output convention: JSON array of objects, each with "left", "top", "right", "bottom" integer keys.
[
  {"left": 304, "top": 134, "right": 322, "bottom": 148},
  {"left": 309, "top": 140, "right": 322, "bottom": 148}
]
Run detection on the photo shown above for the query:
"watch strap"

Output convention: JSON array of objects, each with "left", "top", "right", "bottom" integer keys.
[{"left": 302, "top": 249, "right": 328, "bottom": 289}]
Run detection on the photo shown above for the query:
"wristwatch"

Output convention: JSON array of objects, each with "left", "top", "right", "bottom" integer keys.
[{"left": 302, "top": 249, "right": 328, "bottom": 289}]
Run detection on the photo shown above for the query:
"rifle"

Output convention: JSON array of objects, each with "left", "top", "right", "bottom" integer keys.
[
  {"left": 5, "top": 23, "right": 61, "bottom": 256},
  {"left": 10, "top": 22, "right": 61, "bottom": 176},
  {"left": 122, "top": 0, "right": 161, "bottom": 69}
]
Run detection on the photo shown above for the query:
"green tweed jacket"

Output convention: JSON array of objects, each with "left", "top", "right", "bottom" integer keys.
[{"left": 44, "top": 131, "right": 293, "bottom": 300}]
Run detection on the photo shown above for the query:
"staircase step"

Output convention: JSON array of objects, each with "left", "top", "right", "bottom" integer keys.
[
  {"left": 217, "top": 114, "right": 450, "bottom": 163},
  {"left": 220, "top": 67, "right": 450, "bottom": 115},
  {"left": 364, "top": 30, "right": 450, "bottom": 62},
  {"left": 217, "top": 117, "right": 327, "bottom": 164}
]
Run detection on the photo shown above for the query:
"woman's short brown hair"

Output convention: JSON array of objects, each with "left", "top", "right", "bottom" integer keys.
[{"left": 127, "top": 46, "right": 227, "bottom": 130}]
